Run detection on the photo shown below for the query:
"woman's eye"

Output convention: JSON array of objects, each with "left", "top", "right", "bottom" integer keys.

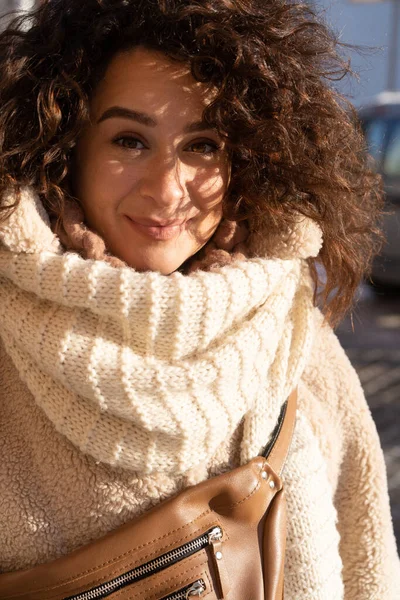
[
  {"left": 188, "top": 141, "right": 220, "bottom": 155},
  {"left": 113, "top": 136, "right": 146, "bottom": 150}
]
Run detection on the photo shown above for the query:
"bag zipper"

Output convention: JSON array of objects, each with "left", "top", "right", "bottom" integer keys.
[
  {"left": 161, "top": 579, "right": 206, "bottom": 599},
  {"left": 65, "top": 527, "right": 222, "bottom": 600}
]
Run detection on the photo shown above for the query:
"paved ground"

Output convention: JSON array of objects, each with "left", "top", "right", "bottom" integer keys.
[{"left": 336, "top": 284, "right": 400, "bottom": 550}]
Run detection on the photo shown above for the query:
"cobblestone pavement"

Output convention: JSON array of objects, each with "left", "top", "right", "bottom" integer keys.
[{"left": 336, "top": 285, "right": 400, "bottom": 550}]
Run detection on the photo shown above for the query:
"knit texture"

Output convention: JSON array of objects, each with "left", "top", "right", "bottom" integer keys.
[
  {"left": 0, "top": 188, "right": 320, "bottom": 476},
  {"left": 0, "top": 188, "right": 399, "bottom": 599}
]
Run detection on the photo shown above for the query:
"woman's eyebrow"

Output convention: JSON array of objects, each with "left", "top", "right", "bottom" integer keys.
[
  {"left": 183, "top": 120, "right": 217, "bottom": 134},
  {"left": 97, "top": 106, "right": 216, "bottom": 133},
  {"left": 97, "top": 107, "right": 157, "bottom": 126}
]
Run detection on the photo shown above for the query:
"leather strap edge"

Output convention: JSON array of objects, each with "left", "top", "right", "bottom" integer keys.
[{"left": 260, "top": 388, "right": 297, "bottom": 476}]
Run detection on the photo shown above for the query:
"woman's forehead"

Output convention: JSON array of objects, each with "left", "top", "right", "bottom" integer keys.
[{"left": 90, "top": 47, "right": 216, "bottom": 123}]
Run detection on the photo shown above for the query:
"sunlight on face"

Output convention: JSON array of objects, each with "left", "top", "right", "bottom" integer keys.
[{"left": 73, "top": 47, "right": 230, "bottom": 274}]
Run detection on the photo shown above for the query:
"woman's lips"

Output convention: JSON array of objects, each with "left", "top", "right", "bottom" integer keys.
[{"left": 124, "top": 216, "right": 187, "bottom": 241}]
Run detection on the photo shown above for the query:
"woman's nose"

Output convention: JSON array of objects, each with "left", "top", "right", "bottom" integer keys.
[{"left": 138, "top": 158, "right": 186, "bottom": 209}]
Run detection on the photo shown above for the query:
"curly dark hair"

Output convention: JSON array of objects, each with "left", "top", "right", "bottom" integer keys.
[{"left": 0, "top": 0, "right": 383, "bottom": 324}]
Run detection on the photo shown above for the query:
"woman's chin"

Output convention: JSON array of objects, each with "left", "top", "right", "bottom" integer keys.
[
  {"left": 105, "top": 227, "right": 213, "bottom": 274},
  {"left": 119, "top": 248, "right": 191, "bottom": 275}
]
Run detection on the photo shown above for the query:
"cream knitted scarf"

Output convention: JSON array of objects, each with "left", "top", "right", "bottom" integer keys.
[{"left": 0, "top": 188, "right": 322, "bottom": 477}]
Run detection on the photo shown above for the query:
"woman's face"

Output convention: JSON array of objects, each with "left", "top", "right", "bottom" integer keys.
[{"left": 73, "top": 47, "right": 230, "bottom": 274}]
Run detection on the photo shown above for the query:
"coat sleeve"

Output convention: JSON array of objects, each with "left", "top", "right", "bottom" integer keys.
[
  {"left": 333, "top": 357, "right": 400, "bottom": 599},
  {"left": 301, "top": 312, "right": 400, "bottom": 600}
]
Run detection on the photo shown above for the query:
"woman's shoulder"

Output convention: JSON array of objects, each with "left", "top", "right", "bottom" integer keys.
[
  {"left": 302, "top": 308, "right": 366, "bottom": 419},
  {"left": 298, "top": 309, "right": 374, "bottom": 476}
]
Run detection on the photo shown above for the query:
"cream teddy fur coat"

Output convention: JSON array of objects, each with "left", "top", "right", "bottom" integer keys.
[{"left": 0, "top": 189, "right": 399, "bottom": 600}]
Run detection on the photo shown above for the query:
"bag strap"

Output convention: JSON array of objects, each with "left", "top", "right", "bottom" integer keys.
[{"left": 260, "top": 388, "right": 297, "bottom": 476}]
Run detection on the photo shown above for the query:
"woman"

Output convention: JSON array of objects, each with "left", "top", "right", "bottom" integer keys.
[{"left": 0, "top": 0, "right": 398, "bottom": 598}]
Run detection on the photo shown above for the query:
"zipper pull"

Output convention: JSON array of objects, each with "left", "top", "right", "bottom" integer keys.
[
  {"left": 208, "top": 527, "right": 231, "bottom": 599},
  {"left": 186, "top": 579, "right": 206, "bottom": 597}
]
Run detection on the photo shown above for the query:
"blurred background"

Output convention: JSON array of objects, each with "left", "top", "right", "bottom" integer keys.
[{"left": 0, "top": 0, "right": 399, "bottom": 549}]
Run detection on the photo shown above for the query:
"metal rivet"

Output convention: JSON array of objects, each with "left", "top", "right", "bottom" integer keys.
[
  {"left": 269, "top": 480, "right": 275, "bottom": 489},
  {"left": 215, "top": 551, "right": 223, "bottom": 560},
  {"left": 261, "top": 471, "right": 268, "bottom": 479}
]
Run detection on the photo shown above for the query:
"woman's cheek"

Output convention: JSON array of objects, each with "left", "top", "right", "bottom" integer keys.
[
  {"left": 106, "top": 159, "right": 127, "bottom": 178},
  {"left": 190, "top": 170, "right": 228, "bottom": 209},
  {"left": 93, "top": 159, "right": 139, "bottom": 211}
]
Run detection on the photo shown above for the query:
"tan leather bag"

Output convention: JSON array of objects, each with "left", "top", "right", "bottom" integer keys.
[{"left": 0, "top": 390, "right": 297, "bottom": 600}]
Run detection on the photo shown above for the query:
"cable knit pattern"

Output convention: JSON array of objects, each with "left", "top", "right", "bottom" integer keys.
[
  {"left": 0, "top": 189, "right": 319, "bottom": 475},
  {"left": 0, "top": 188, "right": 399, "bottom": 599},
  {"left": 0, "top": 237, "right": 315, "bottom": 475}
]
